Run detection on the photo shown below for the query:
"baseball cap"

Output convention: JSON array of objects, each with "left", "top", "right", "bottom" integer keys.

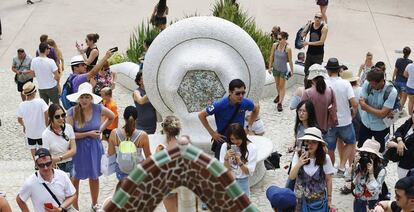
[
  {"left": 34, "top": 148, "right": 51, "bottom": 161},
  {"left": 266, "top": 186, "right": 296, "bottom": 210}
]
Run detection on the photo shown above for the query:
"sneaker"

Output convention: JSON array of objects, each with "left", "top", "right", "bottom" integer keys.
[
  {"left": 277, "top": 103, "right": 283, "bottom": 112},
  {"left": 334, "top": 168, "right": 345, "bottom": 178},
  {"left": 273, "top": 95, "right": 279, "bottom": 103},
  {"left": 92, "top": 203, "right": 103, "bottom": 212}
]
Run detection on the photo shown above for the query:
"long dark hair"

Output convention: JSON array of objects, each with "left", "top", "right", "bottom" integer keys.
[
  {"left": 294, "top": 100, "right": 318, "bottom": 138},
  {"left": 48, "top": 103, "right": 65, "bottom": 126},
  {"left": 226, "top": 123, "right": 250, "bottom": 162},
  {"left": 156, "top": 0, "right": 167, "bottom": 16},
  {"left": 300, "top": 141, "right": 326, "bottom": 166},
  {"left": 313, "top": 76, "right": 326, "bottom": 94},
  {"left": 124, "top": 116, "right": 136, "bottom": 139}
]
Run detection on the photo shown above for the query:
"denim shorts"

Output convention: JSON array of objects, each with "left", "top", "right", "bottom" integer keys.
[
  {"left": 406, "top": 86, "right": 414, "bottom": 95},
  {"left": 394, "top": 81, "right": 407, "bottom": 93},
  {"left": 57, "top": 161, "right": 74, "bottom": 177},
  {"left": 236, "top": 177, "right": 250, "bottom": 197},
  {"left": 325, "top": 123, "right": 356, "bottom": 150}
]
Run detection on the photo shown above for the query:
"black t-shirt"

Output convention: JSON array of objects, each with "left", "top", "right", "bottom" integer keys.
[
  {"left": 391, "top": 201, "right": 414, "bottom": 212},
  {"left": 395, "top": 58, "right": 413, "bottom": 82}
]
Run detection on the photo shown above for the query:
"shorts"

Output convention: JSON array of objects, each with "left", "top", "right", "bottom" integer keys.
[
  {"left": 406, "top": 86, "right": 414, "bottom": 95},
  {"left": 26, "top": 138, "right": 42, "bottom": 150},
  {"left": 115, "top": 163, "right": 129, "bottom": 181},
  {"left": 325, "top": 123, "right": 356, "bottom": 151},
  {"left": 17, "top": 78, "right": 33, "bottom": 92},
  {"left": 316, "top": 0, "right": 328, "bottom": 6},
  {"left": 236, "top": 177, "right": 250, "bottom": 197},
  {"left": 394, "top": 81, "right": 407, "bottom": 93},
  {"left": 57, "top": 160, "right": 74, "bottom": 177},
  {"left": 272, "top": 68, "right": 287, "bottom": 78},
  {"left": 102, "top": 129, "right": 112, "bottom": 139},
  {"left": 39, "top": 86, "right": 59, "bottom": 104}
]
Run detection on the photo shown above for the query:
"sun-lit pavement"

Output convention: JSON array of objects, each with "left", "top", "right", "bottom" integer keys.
[{"left": 0, "top": 0, "right": 413, "bottom": 211}]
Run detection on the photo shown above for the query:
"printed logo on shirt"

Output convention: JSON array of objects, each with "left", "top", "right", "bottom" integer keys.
[{"left": 207, "top": 105, "right": 215, "bottom": 113}]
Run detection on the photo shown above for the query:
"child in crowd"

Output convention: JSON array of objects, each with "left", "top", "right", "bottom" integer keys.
[
  {"left": 101, "top": 87, "right": 119, "bottom": 141},
  {"left": 245, "top": 112, "right": 265, "bottom": 135}
]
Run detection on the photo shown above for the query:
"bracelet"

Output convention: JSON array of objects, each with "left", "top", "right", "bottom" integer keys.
[{"left": 59, "top": 156, "right": 63, "bottom": 161}]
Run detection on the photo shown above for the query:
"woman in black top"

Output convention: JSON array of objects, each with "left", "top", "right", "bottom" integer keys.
[
  {"left": 151, "top": 0, "right": 169, "bottom": 30},
  {"left": 387, "top": 113, "right": 414, "bottom": 179},
  {"left": 76, "top": 33, "right": 99, "bottom": 71}
]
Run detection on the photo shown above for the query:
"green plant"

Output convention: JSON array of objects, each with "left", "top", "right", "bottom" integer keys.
[
  {"left": 108, "top": 52, "right": 128, "bottom": 65},
  {"left": 127, "top": 20, "right": 160, "bottom": 63},
  {"left": 212, "top": 0, "right": 273, "bottom": 67}
]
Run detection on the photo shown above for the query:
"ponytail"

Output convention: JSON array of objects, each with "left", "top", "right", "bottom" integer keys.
[{"left": 124, "top": 116, "right": 135, "bottom": 138}]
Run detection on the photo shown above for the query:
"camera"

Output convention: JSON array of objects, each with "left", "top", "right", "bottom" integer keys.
[{"left": 358, "top": 151, "right": 371, "bottom": 171}]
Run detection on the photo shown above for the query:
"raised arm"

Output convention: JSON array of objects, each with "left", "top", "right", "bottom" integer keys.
[{"left": 87, "top": 50, "right": 113, "bottom": 80}]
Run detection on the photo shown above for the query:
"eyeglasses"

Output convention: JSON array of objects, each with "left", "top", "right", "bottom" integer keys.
[
  {"left": 54, "top": 113, "right": 66, "bottom": 119},
  {"left": 298, "top": 109, "right": 308, "bottom": 114},
  {"left": 37, "top": 161, "right": 53, "bottom": 169},
  {"left": 234, "top": 91, "right": 246, "bottom": 96},
  {"left": 314, "top": 16, "right": 322, "bottom": 19}
]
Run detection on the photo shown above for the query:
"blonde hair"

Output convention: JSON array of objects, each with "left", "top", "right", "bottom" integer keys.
[
  {"left": 101, "top": 87, "right": 112, "bottom": 97},
  {"left": 73, "top": 104, "right": 86, "bottom": 128},
  {"left": 162, "top": 115, "right": 181, "bottom": 137}
]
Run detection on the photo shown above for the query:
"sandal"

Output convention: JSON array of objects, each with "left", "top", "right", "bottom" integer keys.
[
  {"left": 273, "top": 95, "right": 279, "bottom": 103},
  {"left": 277, "top": 103, "right": 283, "bottom": 112},
  {"left": 340, "top": 185, "right": 352, "bottom": 195}
]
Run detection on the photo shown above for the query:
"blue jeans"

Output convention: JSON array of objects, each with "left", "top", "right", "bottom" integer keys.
[
  {"left": 353, "top": 199, "right": 378, "bottom": 212},
  {"left": 236, "top": 177, "right": 250, "bottom": 197},
  {"left": 325, "top": 123, "right": 356, "bottom": 151}
]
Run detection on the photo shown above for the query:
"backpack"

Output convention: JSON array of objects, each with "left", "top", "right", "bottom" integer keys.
[
  {"left": 60, "top": 75, "right": 76, "bottom": 110},
  {"left": 366, "top": 81, "right": 400, "bottom": 110},
  {"left": 295, "top": 21, "right": 312, "bottom": 50},
  {"left": 116, "top": 129, "right": 142, "bottom": 174}
]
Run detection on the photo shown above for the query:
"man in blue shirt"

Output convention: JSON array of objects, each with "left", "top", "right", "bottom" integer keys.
[
  {"left": 198, "top": 79, "right": 260, "bottom": 159},
  {"left": 359, "top": 69, "right": 398, "bottom": 152}
]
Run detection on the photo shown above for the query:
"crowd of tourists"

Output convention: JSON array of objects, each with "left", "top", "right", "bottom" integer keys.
[{"left": 2, "top": 0, "right": 414, "bottom": 212}]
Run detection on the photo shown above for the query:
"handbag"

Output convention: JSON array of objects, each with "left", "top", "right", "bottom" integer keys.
[
  {"left": 327, "top": 88, "right": 338, "bottom": 128},
  {"left": 264, "top": 151, "right": 282, "bottom": 170},
  {"left": 211, "top": 103, "right": 241, "bottom": 159},
  {"left": 101, "top": 154, "right": 117, "bottom": 176},
  {"left": 301, "top": 197, "right": 328, "bottom": 212},
  {"left": 35, "top": 172, "right": 78, "bottom": 212}
]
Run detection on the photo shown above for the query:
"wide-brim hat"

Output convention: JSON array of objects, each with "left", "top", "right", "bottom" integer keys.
[
  {"left": 297, "top": 127, "right": 326, "bottom": 145},
  {"left": 341, "top": 70, "right": 359, "bottom": 82},
  {"left": 325, "top": 58, "right": 342, "bottom": 71},
  {"left": 66, "top": 82, "right": 102, "bottom": 104},
  {"left": 266, "top": 186, "right": 296, "bottom": 210},
  {"left": 22, "top": 82, "right": 37, "bottom": 96},
  {"left": 70, "top": 55, "right": 85, "bottom": 66},
  {"left": 308, "top": 64, "right": 327, "bottom": 80},
  {"left": 358, "top": 138, "right": 383, "bottom": 159}
]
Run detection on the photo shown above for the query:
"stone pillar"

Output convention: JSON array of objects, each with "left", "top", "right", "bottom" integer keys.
[{"left": 178, "top": 187, "right": 196, "bottom": 212}]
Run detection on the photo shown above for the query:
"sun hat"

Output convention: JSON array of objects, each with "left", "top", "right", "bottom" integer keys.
[
  {"left": 22, "top": 82, "right": 37, "bottom": 96},
  {"left": 307, "top": 64, "right": 327, "bottom": 80},
  {"left": 358, "top": 138, "right": 383, "bottom": 159},
  {"left": 34, "top": 148, "right": 51, "bottom": 161},
  {"left": 341, "top": 70, "right": 359, "bottom": 82},
  {"left": 66, "top": 82, "right": 102, "bottom": 104},
  {"left": 325, "top": 58, "right": 342, "bottom": 71},
  {"left": 266, "top": 186, "right": 296, "bottom": 210},
  {"left": 297, "top": 127, "right": 326, "bottom": 145},
  {"left": 70, "top": 55, "right": 85, "bottom": 66}
]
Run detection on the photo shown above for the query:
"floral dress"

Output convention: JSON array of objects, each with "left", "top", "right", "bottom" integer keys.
[{"left": 93, "top": 68, "right": 113, "bottom": 95}]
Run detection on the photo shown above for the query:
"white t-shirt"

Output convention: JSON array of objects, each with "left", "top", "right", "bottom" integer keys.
[
  {"left": 406, "top": 64, "right": 414, "bottom": 89},
  {"left": 18, "top": 169, "right": 76, "bottom": 212},
  {"left": 42, "top": 124, "right": 75, "bottom": 163},
  {"left": 327, "top": 76, "right": 355, "bottom": 127},
  {"left": 17, "top": 98, "right": 48, "bottom": 139},
  {"left": 291, "top": 152, "right": 335, "bottom": 176},
  {"left": 30, "top": 56, "right": 58, "bottom": 89},
  {"left": 219, "top": 142, "right": 258, "bottom": 179}
]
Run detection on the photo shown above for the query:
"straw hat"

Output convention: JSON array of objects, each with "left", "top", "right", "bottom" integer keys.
[
  {"left": 308, "top": 64, "right": 327, "bottom": 80},
  {"left": 22, "top": 82, "right": 37, "bottom": 96},
  {"left": 66, "top": 82, "right": 102, "bottom": 104},
  {"left": 358, "top": 138, "right": 383, "bottom": 159},
  {"left": 70, "top": 55, "right": 85, "bottom": 66},
  {"left": 341, "top": 70, "right": 359, "bottom": 82},
  {"left": 297, "top": 127, "right": 326, "bottom": 145}
]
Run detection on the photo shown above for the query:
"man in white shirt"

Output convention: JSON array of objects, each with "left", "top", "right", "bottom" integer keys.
[
  {"left": 16, "top": 148, "right": 76, "bottom": 212},
  {"left": 31, "top": 42, "right": 60, "bottom": 104},
  {"left": 17, "top": 82, "right": 48, "bottom": 165},
  {"left": 325, "top": 58, "right": 358, "bottom": 176}
]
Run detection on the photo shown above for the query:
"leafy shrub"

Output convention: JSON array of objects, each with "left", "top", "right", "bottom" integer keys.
[
  {"left": 108, "top": 52, "right": 128, "bottom": 66},
  {"left": 127, "top": 20, "right": 160, "bottom": 64}
]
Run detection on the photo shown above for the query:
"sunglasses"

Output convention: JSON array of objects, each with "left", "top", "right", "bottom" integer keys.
[
  {"left": 37, "top": 161, "right": 53, "bottom": 168},
  {"left": 277, "top": 37, "right": 282, "bottom": 41},
  {"left": 234, "top": 91, "right": 246, "bottom": 96},
  {"left": 54, "top": 113, "right": 66, "bottom": 119},
  {"left": 315, "top": 16, "right": 322, "bottom": 19}
]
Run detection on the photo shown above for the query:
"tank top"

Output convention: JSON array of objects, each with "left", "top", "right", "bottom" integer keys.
[
  {"left": 307, "top": 23, "right": 324, "bottom": 55},
  {"left": 272, "top": 43, "right": 288, "bottom": 73},
  {"left": 115, "top": 129, "right": 145, "bottom": 163},
  {"left": 85, "top": 46, "right": 99, "bottom": 69},
  {"left": 134, "top": 87, "right": 157, "bottom": 133}
]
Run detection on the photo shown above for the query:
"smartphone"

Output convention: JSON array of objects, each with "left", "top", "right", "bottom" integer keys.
[
  {"left": 109, "top": 47, "right": 118, "bottom": 53},
  {"left": 231, "top": 145, "right": 240, "bottom": 154},
  {"left": 44, "top": 203, "right": 53, "bottom": 209}
]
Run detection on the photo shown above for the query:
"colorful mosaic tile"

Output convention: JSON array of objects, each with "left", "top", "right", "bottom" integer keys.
[
  {"left": 104, "top": 144, "right": 256, "bottom": 212},
  {"left": 177, "top": 70, "right": 226, "bottom": 113}
]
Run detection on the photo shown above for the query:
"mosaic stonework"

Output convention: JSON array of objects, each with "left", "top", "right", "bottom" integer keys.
[
  {"left": 177, "top": 70, "right": 226, "bottom": 113},
  {"left": 104, "top": 144, "right": 258, "bottom": 212}
]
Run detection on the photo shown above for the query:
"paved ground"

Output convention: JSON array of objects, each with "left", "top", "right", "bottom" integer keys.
[{"left": 0, "top": 0, "right": 413, "bottom": 211}]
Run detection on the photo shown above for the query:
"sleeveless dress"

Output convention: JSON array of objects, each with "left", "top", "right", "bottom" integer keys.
[
  {"left": 68, "top": 104, "right": 104, "bottom": 180},
  {"left": 135, "top": 87, "right": 157, "bottom": 134},
  {"left": 294, "top": 166, "right": 328, "bottom": 212},
  {"left": 272, "top": 43, "right": 289, "bottom": 77}
]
